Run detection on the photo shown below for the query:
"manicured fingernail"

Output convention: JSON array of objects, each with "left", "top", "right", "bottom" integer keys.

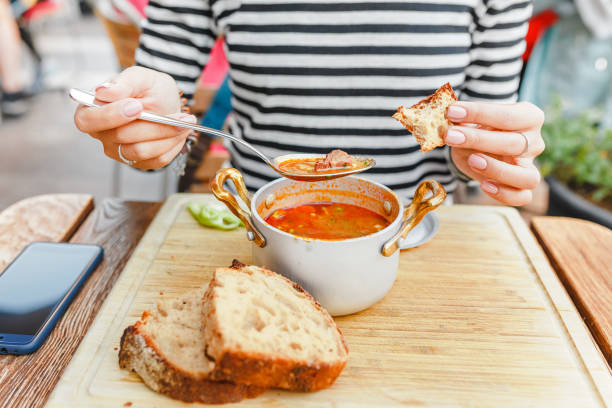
[
  {"left": 181, "top": 114, "right": 197, "bottom": 124},
  {"left": 447, "top": 105, "right": 467, "bottom": 120},
  {"left": 95, "top": 82, "right": 114, "bottom": 92},
  {"left": 481, "top": 180, "right": 498, "bottom": 195},
  {"left": 445, "top": 128, "right": 466, "bottom": 145},
  {"left": 172, "top": 113, "right": 197, "bottom": 130},
  {"left": 468, "top": 154, "right": 487, "bottom": 170},
  {"left": 122, "top": 99, "right": 142, "bottom": 117}
]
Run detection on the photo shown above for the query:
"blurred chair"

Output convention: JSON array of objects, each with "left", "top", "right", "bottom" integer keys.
[{"left": 94, "top": 0, "right": 142, "bottom": 69}]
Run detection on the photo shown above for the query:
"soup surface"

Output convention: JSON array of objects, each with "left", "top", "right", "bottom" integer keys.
[{"left": 265, "top": 202, "right": 390, "bottom": 240}]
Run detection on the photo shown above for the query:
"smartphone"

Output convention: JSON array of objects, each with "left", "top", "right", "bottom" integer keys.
[{"left": 0, "top": 242, "right": 103, "bottom": 355}]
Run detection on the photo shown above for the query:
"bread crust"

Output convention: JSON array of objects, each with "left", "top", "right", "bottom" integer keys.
[
  {"left": 119, "top": 321, "right": 265, "bottom": 404},
  {"left": 208, "top": 349, "right": 347, "bottom": 392},
  {"left": 203, "top": 261, "right": 349, "bottom": 392},
  {"left": 393, "top": 82, "right": 458, "bottom": 152}
]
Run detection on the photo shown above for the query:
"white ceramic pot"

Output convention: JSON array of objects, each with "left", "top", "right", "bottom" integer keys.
[{"left": 211, "top": 168, "right": 445, "bottom": 316}]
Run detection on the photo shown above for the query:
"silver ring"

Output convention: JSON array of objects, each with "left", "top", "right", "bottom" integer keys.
[
  {"left": 518, "top": 132, "right": 529, "bottom": 156},
  {"left": 118, "top": 144, "right": 135, "bottom": 166}
]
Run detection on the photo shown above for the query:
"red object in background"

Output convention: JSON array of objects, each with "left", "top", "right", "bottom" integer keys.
[
  {"left": 200, "top": 38, "right": 230, "bottom": 87},
  {"left": 21, "top": 0, "right": 62, "bottom": 22},
  {"left": 110, "top": 0, "right": 148, "bottom": 22},
  {"left": 523, "top": 9, "right": 559, "bottom": 61},
  {"left": 209, "top": 141, "right": 228, "bottom": 154},
  {"left": 126, "top": 0, "right": 148, "bottom": 17}
]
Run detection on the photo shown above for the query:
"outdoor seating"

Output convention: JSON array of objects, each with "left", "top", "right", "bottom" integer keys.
[{"left": 0, "top": 1, "right": 610, "bottom": 407}]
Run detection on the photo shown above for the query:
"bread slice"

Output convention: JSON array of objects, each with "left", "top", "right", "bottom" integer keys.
[
  {"left": 119, "top": 288, "right": 265, "bottom": 404},
  {"left": 203, "top": 260, "right": 349, "bottom": 392},
  {"left": 392, "top": 82, "right": 458, "bottom": 152}
]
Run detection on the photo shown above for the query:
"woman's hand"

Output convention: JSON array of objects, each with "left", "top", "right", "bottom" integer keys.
[
  {"left": 74, "top": 66, "right": 196, "bottom": 170},
  {"left": 445, "top": 101, "right": 545, "bottom": 206}
]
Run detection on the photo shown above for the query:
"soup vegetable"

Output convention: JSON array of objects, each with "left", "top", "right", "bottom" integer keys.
[
  {"left": 265, "top": 202, "right": 390, "bottom": 240},
  {"left": 278, "top": 150, "right": 370, "bottom": 175}
]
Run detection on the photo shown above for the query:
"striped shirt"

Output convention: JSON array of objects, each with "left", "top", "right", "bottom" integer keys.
[{"left": 135, "top": 0, "right": 531, "bottom": 201}]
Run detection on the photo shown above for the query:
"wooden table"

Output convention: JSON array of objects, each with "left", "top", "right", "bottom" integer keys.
[
  {"left": 0, "top": 195, "right": 610, "bottom": 408},
  {"left": 0, "top": 195, "right": 161, "bottom": 408},
  {"left": 531, "top": 217, "right": 612, "bottom": 369}
]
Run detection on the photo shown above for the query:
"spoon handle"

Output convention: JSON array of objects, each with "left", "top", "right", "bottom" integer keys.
[{"left": 69, "top": 88, "right": 272, "bottom": 166}]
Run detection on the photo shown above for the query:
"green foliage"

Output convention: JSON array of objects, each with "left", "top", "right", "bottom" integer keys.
[{"left": 538, "top": 102, "right": 612, "bottom": 204}]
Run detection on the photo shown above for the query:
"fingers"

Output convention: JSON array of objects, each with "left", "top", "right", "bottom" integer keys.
[
  {"left": 94, "top": 66, "right": 180, "bottom": 113},
  {"left": 99, "top": 111, "right": 194, "bottom": 170},
  {"left": 479, "top": 180, "right": 534, "bottom": 206},
  {"left": 94, "top": 66, "right": 158, "bottom": 102},
  {"left": 74, "top": 98, "right": 143, "bottom": 133},
  {"left": 466, "top": 153, "right": 541, "bottom": 190},
  {"left": 94, "top": 112, "right": 197, "bottom": 144},
  {"left": 75, "top": 66, "right": 188, "bottom": 171},
  {"left": 103, "top": 133, "right": 187, "bottom": 170},
  {"left": 132, "top": 141, "right": 185, "bottom": 170},
  {"left": 113, "top": 133, "right": 188, "bottom": 163},
  {"left": 447, "top": 101, "right": 545, "bottom": 131},
  {"left": 445, "top": 126, "right": 544, "bottom": 157},
  {"left": 449, "top": 147, "right": 539, "bottom": 206}
]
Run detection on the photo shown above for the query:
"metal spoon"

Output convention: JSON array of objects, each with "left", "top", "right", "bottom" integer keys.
[{"left": 69, "top": 88, "right": 375, "bottom": 182}]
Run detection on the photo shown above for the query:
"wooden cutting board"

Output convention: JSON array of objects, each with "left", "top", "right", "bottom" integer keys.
[{"left": 46, "top": 194, "right": 612, "bottom": 408}]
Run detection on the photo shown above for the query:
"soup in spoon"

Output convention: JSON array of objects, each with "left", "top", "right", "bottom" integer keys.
[{"left": 277, "top": 150, "right": 371, "bottom": 176}]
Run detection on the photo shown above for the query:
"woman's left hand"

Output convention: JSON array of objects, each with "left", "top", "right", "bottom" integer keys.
[{"left": 445, "top": 101, "right": 546, "bottom": 206}]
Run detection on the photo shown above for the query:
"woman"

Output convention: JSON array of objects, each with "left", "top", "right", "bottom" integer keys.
[{"left": 75, "top": 0, "right": 545, "bottom": 206}]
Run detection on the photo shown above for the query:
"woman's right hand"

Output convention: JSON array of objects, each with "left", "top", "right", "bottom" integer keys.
[{"left": 74, "top": 66, "right": 197, "bottom": 170}]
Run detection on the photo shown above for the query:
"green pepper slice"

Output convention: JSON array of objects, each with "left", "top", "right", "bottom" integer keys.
[{"left": 187, "top": 203, "right": 243, "bottom": 231}]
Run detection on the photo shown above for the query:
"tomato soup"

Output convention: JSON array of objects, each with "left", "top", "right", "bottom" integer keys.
[{"left": 265, "top": 202, "right": 390, "bottom": 240}]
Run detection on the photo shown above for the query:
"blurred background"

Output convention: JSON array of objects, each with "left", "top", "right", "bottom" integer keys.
[
  {"left": 0, "top": 0, "right": 176, "bottom": 210},
  {"left": 0, "top": 0, "right": 610, "bottom": 227}
]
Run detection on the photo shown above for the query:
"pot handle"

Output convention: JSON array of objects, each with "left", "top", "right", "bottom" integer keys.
[
  {"left": 381, "top": 180, "right": 446, "bottom": 257},
  {"left": 209, "top": 168, "right": 266, "bottom": 248}
]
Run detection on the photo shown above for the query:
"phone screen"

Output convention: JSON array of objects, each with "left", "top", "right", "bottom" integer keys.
[{"left": 0, "top": 243, "right": 102, "bottom": 336}]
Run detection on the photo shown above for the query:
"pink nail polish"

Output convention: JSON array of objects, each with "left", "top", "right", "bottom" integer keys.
[
  {"left": 95, "top": 82, "right": 114, "bottom": 92},
  {"left": 481, "top": 180, "right": 498, "bottom": 195},
  {"left": 181, "top": 114, "right": 197, "bottom": 124},
  {"left": 122, "top": 100, "right": 142, "bottom": 117},
  {"left": 445, "top": 129, "right": 466, "bottom": 145},
  {"left": 173, "top": 113, "right": 197, "bottom": 130},
  {"left": 468, "top": 154, "right": 487, "bottom": 170},
  {"left": 447, "top": 105, "right": 467, "bottom": 120}
]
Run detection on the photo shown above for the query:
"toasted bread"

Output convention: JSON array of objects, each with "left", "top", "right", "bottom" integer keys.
[
  {"left": 203, "top": 260, "right": 349, "bottom": 392},
  {"left": 393, "top": 82, "right": 458, "bottom": 152},
  {"left": 118, "top": 288, "right": 265, "bottom": 404}
]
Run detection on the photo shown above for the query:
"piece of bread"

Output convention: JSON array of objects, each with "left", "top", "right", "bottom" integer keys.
[
  {"left": 203, "top": 260, "right": 349, "bottom": 392},
  {"left": 392, "top": 82, "right": 458, "bottom": 152},
  {"left": 119, "top": 288, "right": 265, "bottom": 404}
]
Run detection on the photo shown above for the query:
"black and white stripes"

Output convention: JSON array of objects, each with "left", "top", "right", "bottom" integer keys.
[{"left": 136, "top": 0, "right": 531, "bottom": 201}]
